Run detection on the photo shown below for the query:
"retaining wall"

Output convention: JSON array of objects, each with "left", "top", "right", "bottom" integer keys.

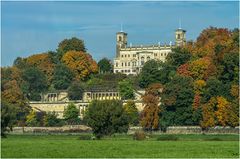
[
  {"left": 128, "top": 126, "right": 239, "bottom": 134},
  {"left": 10, "top": 125, "right": 92, "bottom": 134},
  {"left": 10, "top": 126, "right": 239, "bottom": 134}
]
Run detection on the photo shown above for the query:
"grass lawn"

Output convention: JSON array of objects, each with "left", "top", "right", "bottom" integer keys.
[{"left": 1, "top": 134, "right": 239, "bottom": 158}]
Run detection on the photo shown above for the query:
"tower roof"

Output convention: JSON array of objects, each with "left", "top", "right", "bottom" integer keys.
[
  {"left": 175, "top": 28, "right": 186, "bottom": 32},
  {"left": 116, "top": 31, "right": 127, "bottom": 35}
]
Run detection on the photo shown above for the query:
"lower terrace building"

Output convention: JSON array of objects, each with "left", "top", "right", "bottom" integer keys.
[{"left": 30, "top": 89, "right": 145, "bottom": 119}]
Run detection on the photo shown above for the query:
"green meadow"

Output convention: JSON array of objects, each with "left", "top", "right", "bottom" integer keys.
[{"left": 1, "top": 134, "right": 239, "bottom": 158}]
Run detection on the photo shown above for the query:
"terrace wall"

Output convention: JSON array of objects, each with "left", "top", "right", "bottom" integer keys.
[{"left": 10, "top": 126, "right": 239, "bottom": 134}]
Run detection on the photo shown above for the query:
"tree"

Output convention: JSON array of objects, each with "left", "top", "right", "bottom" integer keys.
[
  {"left": 160, "top": 75, "right": 196, "bottom": 126},
  {"left": 52, "top": 64, "right": 74, "bottom": 90},
  {"left": 188, "top": 57, "right": 217, "bottom": 80},
  {"left": 57, "top": 37, "right": 86, "bottom": 55},
  {"left": 63, "top": 103, "right": 79, "bottom": 124},
  {"left": 26, "top": 110, "right": 39, "bottom": 126},
  {"left": 26, "top": 53, "right": 55, "bottom": 83},
  {"left": 85, "top": 100, "right": 129, "bottom": 139},
  {"left": 118, "top": 80, "right": 135, "bottom": 100},
  {"left": 139, "top": 60, "right": 174, "bottom": 88},
  {"left": 62, "top": 51, "right": 98, "bottom": 81},
  {"left": 22, "top": 67, "right": 48, "bottom": 101},
  {"left": 98, "top": 58, "right": 113, "bottom": 73},
  {"left": 200, "top": 97, "right": 217, "bottom": 129},
  {"left": 123, "top": 100, "right": 139, "bottom": 126},
  {"left": 177, "top": 63, "right": 191, "bottom": 77},
  {"left": 215, "top": 97, "right": 230, "bottom": 126},
  {"left": 1, "top": 66, "right": 23, "bottom": 87},
  {"left": 141, "top": 83, "right": 162, "bottom": 130},
  {"left": 167, "top": 47, "right": 191, "bottom": 68},
  {"left": 202, "top": 77, "right": 230, "bottom": 103},
  {"left": 219, "top": 52, "right": 239, "bottom": 84},
  {"left": 1, "top": 67, "right": 30, "bottom": 126},
  {"left": 2, "top": 80, "right": 29, "bottom": 125},
  {"left": 201, "top": 96, "right": 238, "bottom": 129},
  {"left": 138, "top": 60, "right": 161, "bottom": 88},
  {"left": 215, "top": 96, "right": 238, "bottom": 127},
  {"left": 13, "top": 57, "right": 28, "bottom": 69},
  {"left": 1, "top": 100, "right": 16, "bottom": 137},
  {"left": 44, "top": 112, "right": 60, "bottom": 126},
  {"left": 68, "top": 82, "right": 84, "bottom": 100},
  {"left": 193, "top": 27, "right": 232, "bottom": 58}
]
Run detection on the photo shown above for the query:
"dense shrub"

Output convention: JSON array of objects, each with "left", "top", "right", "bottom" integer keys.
[
  {"left": 133, "top": 131, "right": 146, "bottom": 140},
  {"left": 63, "top": 103, "right": 79, "bottom": 124},
  {"left": 44, "top": 112, "right": 60, "bottom": 126},
  {"left": 85, "top": 100, "right": 129, "bottom": 139}
]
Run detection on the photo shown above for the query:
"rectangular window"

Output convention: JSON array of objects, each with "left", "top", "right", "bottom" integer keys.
[{"left": 128, "top": 62, "right": 130, "bottom": 66}]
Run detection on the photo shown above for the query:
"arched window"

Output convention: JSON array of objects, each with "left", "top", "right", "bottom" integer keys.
[
  {"left": 116, "top": 62, "right": 118, "bottom": 67},
  {"left": 177, "top": 34, "right": 181, "bottom": 39},
  {"left": 141, "top": 56, "right": 145, "bottom": 65},
  {"left": 147, "top": 56, "right": 150, "bottom": 61},
  {"left": 119, "top": 36, "right": 122, "bottom": 41}
]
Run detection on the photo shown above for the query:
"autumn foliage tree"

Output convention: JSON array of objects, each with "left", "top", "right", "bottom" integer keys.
[
  {"left": 26, "top": 53, "right": 55, "bottom": 83},
  {"left": 62, "top": 51, "right": 98, "bottom": 81},
  {"left": 1, "top": 67, "right": 29, "bottom": 125},
  {"left": 188, "top": 57, "right": 217, "bottom": 80},
  {"left": 201, "top": 97, "right": 217, "bottom": 129},
  {"left": 57, "top": 37, "right": 86, "bottom": 54},
  {"left": 201, "top": 96, "right": 239, "bottom": 129},
  {"left": 141, "top": 83, "right": 162, "bottom": 130}
]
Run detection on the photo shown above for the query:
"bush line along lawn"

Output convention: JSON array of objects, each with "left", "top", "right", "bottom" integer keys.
[{"left": 1, "top": 134, "right": 239, "bottom": 158}]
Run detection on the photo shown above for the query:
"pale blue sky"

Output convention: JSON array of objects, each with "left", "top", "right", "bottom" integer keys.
[{"left": 1, "top": 1, "right": 239, "bottom": 66}]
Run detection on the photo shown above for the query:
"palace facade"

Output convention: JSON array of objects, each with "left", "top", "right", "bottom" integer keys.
[{"left": 113, "top": 28, "right": 186, "bottom": 75}]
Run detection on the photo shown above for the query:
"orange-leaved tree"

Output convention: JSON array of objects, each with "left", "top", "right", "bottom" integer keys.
[
  {"left": 215, "top": 96, "right": 238, "bottom": 127},
  {"left": 192, "top": 80, "right": 206, "bottom": 110},
  {"left": 140, "top": 83, "right": 163, "bottom": 130},
  {"left": 200, "top": 97, "right": 217, "bottom": 129},
  {"left": 26, "top": 53, "right": 55, "bottom": 83},
  {"left": 61, "top": 51, "right": 98, "bottom": 81},
  {"left": 188, "top": 57, "right": 217, "bottom": 80}
]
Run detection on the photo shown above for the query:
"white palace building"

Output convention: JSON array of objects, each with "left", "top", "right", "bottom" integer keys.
[{"left": 113, "top": 27, "right": 186, "bottom": 75}]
